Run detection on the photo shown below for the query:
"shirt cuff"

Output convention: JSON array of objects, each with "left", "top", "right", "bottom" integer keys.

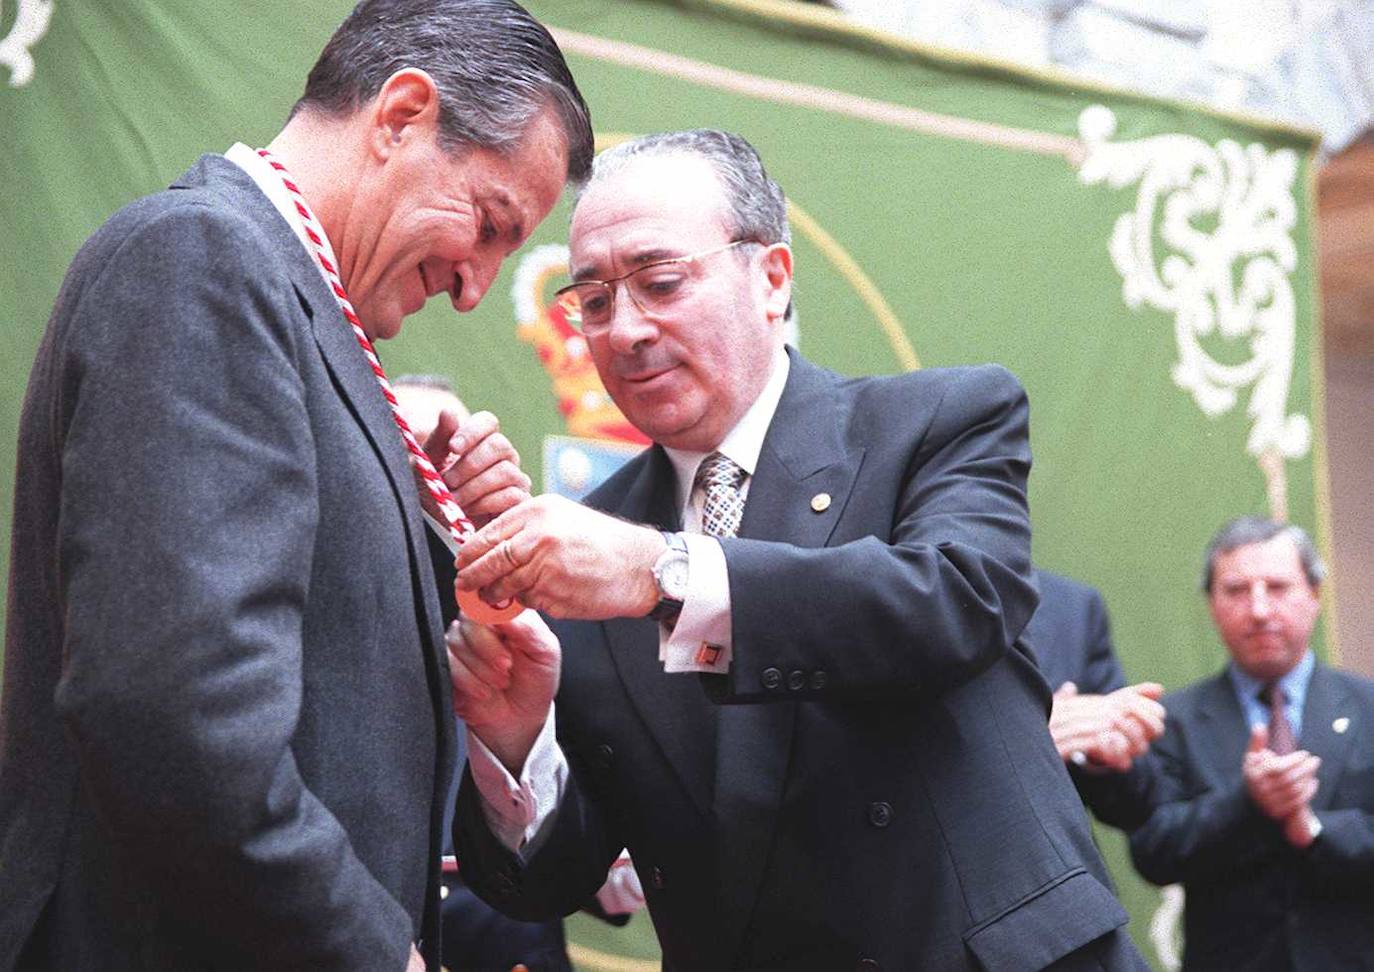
[
  {"left": 659, "top": 533, "right": 732, "bottom": 673},
  {"left": 594, "top": 849, "right": 647, "bottom": 915},
  {"left": 465, "top": 707, "right": 567, "bottom": 853}
]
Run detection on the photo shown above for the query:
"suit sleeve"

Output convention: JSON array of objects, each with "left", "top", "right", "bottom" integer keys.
[
  {"left": 453, "top": 753, "right": 623, "bottom": 922},
  {"left": 1302, "top": 807, "right": 1374, "bottom": 886},
  {"left": 1129, "top": 712, "right": 1272, "bottom": 885},
  {"left": 53, "top": 206, "right": 413, "bottom": 967},
  {"left": 717, "top": 366, "right": 1036, "bottom": 702}
]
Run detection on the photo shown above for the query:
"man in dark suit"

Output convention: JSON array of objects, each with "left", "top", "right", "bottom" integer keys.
[
  {"left": 1130, "top": 517, "right": 1374, "bottom": 970},
  {"left": 1025, "top": 569, "right": 1163, "bottom": 830},
  {"left": 444, "top": 130, "right": 1144, "bottom": 970},
  {"left": 0, "top": 3, "right": 591, "bottom": 968}
]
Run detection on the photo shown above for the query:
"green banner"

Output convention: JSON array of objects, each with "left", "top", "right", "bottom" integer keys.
[{"left": 0, "top": 1, "right": 1326, "bottom": 967}]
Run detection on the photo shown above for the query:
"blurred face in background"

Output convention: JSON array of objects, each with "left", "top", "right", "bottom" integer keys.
[{"left": 1208, "top": 533, "right": 1321, "bottom": 681}]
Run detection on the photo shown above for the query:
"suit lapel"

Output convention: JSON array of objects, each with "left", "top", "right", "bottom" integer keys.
[
  {"left": 1194, "top": 673, "right": 1252, "bottom": 782},
  {"left": 1299, "top": 665, "right": 1354, "bottom": 809},
  {"left": 202, "top": 157, "right": 449, "bottom": 685},
  {"left": 601, "top": 448, "right": 718, "bottom": 818},
  {"left": 714, "top": 353, "right": 865, "bottom": 961}
]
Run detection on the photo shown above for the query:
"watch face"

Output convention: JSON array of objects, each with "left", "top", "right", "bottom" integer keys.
[{"left": 661, "top": 554, "right": 690, "bottom": 600}]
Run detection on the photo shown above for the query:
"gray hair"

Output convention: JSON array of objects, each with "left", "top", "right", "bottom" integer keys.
[
  {"left": 1201, "top": 516, "right": 1326, "bottom": 592},
  {"left": 579, "top": 129, "right": 790, "bottom": 246},
  {"left": 292, "top": 0, "right": 592, "bottom": 183}
]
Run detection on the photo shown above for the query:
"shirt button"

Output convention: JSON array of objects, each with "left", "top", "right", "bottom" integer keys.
[
  {"left": 762, "top": 667, "right": 783, "bottom": 690},
  {"left": 868, "top": 801, "right": 893, "bottom": 828}
]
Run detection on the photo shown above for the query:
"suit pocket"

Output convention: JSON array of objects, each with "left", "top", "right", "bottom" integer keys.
[{"left": 962, "top": 867, "right": 1128, "bottom": 972}]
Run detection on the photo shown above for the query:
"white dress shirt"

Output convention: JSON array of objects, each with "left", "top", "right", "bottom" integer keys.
[{"left": 468, "top": 345, "right": 791, "bottom": 850}]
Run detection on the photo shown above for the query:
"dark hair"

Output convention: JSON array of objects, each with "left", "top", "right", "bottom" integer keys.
[
  {"left": 1201, "top": 516, "right": 1326, "bottom": 592},
  {"left": 293, "top": 0, "right": 592, "bottom": 183},
  {"left": 581, "top": 129, "right": 790, "bottom": 246}
]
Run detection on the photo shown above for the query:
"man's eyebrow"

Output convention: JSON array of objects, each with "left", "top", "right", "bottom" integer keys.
[{"left": 570, "top": 247, "right": 682, "bottom": 281}]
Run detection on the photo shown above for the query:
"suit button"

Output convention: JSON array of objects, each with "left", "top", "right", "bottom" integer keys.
[
  {"left": 868, "top": 802, "right": 893, "bottom": 828},
  {"left": 651, "top": 866, "right": 666, "bottom": 889},
  {"left": 593, "top": 743, "right": 614, "bottom": 770},
  {"left": 788, "top": 669, "right": 807, "bottom": 691},
  {"left": 762, "top": 667, "right": 783, "bottom": 690},
  {"left": 810, "top": 670, "right": 828, "bottom": 690},
  {"left": 857, "top": 960, "right": 880, "bottom": 971}
]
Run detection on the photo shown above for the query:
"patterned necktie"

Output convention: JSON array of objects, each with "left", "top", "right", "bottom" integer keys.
[
  {"left": 696, "top": 452, "right": 747, "bottom": 538},
  {"left": 1259, "top": 682, "right": 1297, "bottom": 756}
]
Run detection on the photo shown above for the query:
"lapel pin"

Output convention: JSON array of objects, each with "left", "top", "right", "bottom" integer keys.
[
  {"left": 1333, "top": 717, "right": 1350, "bottom": 734},
  {"left": 810, "top": 492, "right": 831, "bottom": 513}
]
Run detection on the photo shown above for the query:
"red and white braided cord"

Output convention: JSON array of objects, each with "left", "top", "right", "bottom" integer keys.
[{"left": 257, "top": 148, "right": 473, "bottom": 546}]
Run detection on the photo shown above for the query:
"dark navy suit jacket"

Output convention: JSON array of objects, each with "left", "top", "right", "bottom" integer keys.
[
  {"left": 455, "top": 352, "right": 1143, "bottom": 971},
  {"left": 1131, "top": 664, "right": 1374, "bottom": 970}
]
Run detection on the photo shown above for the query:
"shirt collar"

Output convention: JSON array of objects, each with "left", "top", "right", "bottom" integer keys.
[
  {"left": 1228, "top": 648, "right": 1316, "bottom": 709},
  {"left": 663, "top": 345, "right": 791, "bottom": 513},
  {"left": 223, "top": 142, "right": 340, "bottom": 290}
]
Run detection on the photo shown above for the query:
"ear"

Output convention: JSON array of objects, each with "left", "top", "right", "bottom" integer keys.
[
  {"left": 759, "top": 243, "right": 793, "bottom": 324},
  {"left": 369, "top": 68, "right": 442, "bottom": 160}
]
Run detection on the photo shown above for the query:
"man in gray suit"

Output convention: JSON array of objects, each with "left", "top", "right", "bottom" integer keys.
[
  {"left": 445, "top": 130, "right": 1144, "bottom": 970},
  {"left": 0, "top": 1, "right": 591, "bottom": 969}
]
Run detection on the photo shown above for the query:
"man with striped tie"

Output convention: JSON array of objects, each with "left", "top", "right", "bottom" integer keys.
[
  {"left": 1130, "top": 517, "right": 1374, "bottom": 969},
  {"left": 446, "top": 129, "right": 1144, "bottom": 971}
]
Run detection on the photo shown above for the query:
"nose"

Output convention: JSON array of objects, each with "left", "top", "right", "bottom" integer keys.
[
  {"left": 451, "top": 256, "right": 501, "bottom": 313},
  {"left": 1248, "top": 581, "right": 1273, "bottom": 618},
  {"left": 603, "top": 283, "right": 658, "bottom": 353}
]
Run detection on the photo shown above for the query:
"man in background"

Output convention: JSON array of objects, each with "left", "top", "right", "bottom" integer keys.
[
  {"left": 1130, "top": 517, "right": 1374, "bottom": 969},
  {"left": 0, "top": 2, "right": 591, "bottom": 968},
  {"left": 1027, "top": 568, "right": 1164, "bottom": 830}
]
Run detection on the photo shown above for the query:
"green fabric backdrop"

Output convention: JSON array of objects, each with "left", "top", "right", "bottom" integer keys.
[{"left": 0, "top": 1, "right": 1326, "bottom": 968}]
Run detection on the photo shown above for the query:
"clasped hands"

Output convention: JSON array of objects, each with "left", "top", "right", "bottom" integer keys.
[
  {"left": 1050, "top": 681, "right": 1166, "bottom": 773},
  {"left": 1243, "top": 724, "right": 1322, "bottom": 848}
]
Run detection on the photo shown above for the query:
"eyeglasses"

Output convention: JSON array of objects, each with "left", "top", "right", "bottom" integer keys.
[{"left": 553, "top": 239, "right": 756, "bottom": 333}]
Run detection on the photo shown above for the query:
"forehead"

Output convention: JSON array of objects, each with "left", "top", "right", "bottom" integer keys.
[
  {"left": 1212, "top": 535, "right": 1306, "bottom": 585},
  {"left": 441, "top": 113, "right": 567, "bottom": 226},
  {"left": 570, "top": 153, "right": 732, "bottom": 269}
]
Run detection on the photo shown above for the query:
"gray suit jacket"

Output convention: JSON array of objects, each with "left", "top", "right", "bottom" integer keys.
[
  {"left": 1130, "top": 663, "right": 1374, "bottom": 970},
  {"left": 0, "top": 156, "right": 455, "bottom": 970},
  {"left": 456, "top": 352, "right": 1143, "bottom": 971}
]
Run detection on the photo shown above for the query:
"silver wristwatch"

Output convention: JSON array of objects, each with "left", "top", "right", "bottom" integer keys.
[{"left": 649, "top": 531, "right": 688, "bottom": 624}]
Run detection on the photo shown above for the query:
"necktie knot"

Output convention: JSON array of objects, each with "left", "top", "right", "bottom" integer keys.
[
  {"left": 695, "top": 452, "right": 746, "bottom": 539},
  {"left": 696, "top": 452, "right": 746, "bottom": 492},
  {"left": 1259, "top": 680, "right": 1297, "bottom": 755}
]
